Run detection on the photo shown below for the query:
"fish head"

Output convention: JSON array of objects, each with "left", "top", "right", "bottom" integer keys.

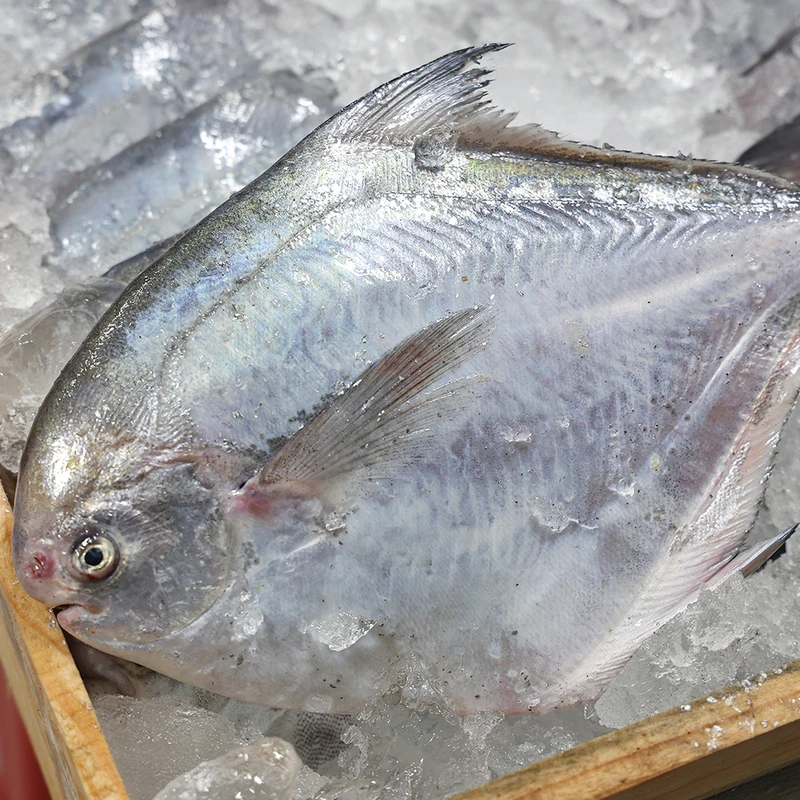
[{"left": 12, "top": 418, "right": 232, "bottom": 649}]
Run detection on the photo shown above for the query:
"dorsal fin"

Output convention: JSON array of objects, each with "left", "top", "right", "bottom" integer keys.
[
  {"left": 324, "top": 44, "right": 793, "bottom": 187},
  {"left": 326, "top": 43, "right": 509, "bottom": 143}
]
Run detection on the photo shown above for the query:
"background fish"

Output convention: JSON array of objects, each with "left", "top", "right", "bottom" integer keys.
[
  {"left": 739, "top": 112, "right": 800, "bottom": 182},
  {"left": 45, "top": 69, "right": 335, "bottom": 282},
  {"left": 0, "top": 0, "right": 278, "bottom": 203},
  {"left": 12, "top": 45, "right": 800, "bottom": 716},
  {"left": 0, "top": 235, "right": 179, "bottom": 490}
]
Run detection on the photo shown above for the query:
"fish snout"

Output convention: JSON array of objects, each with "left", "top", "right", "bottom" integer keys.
[{"left": 14, "top": 544, "right": 83, "bottom": 610}]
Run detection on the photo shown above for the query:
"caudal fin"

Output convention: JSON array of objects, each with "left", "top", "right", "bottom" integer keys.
[{"left": 738, "top": 115, "right": 800, "bottom": 182}]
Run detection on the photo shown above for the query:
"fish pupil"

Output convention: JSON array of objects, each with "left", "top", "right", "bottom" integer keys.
[{"left": 84, "top": 546, "right": 105, "bottom": 567}]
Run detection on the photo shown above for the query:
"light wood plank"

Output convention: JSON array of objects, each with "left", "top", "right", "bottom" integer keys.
[
  {"left": 453, "top": 660, "right": 800, "bottom": 800},
  {"left": 0, "top": 485, "right": 128, "bottom": 800}
]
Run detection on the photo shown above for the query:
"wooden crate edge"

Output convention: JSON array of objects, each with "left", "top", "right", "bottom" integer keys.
[
  {"left": 0, "top": 485, "right": 128, "bottom": 800},
  {"left": 453, "top": 658, "right": 800, "bottom": 799}
]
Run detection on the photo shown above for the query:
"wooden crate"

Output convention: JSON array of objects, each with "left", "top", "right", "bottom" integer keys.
[{"left": 2, "top": 483, "right": 800, "bottom": 800}]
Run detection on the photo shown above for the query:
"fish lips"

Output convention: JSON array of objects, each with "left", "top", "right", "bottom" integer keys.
[{"left": 55, "top": 602, "right": 101, "bottom": 633}]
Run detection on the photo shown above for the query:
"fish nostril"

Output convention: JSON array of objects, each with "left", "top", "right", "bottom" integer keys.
[{"left": 27, "top": 552, "right": 54, "bottom": 581}]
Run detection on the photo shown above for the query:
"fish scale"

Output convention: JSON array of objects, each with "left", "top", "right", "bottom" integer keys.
[{"left": 12, "top": 44, "right": 800, "bottom": 715}]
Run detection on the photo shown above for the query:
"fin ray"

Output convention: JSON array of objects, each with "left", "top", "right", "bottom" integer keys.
[{"left": 254, "top": 306, "right": 495, "bottom": 493}]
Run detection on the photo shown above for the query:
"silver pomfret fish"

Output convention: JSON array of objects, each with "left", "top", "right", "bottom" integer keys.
[{"left": 12, "top": 45, "right": 800, "bottom": 715}]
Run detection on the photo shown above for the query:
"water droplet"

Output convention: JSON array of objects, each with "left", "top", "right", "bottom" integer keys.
[
  {"left": 323, "top": 512, "right": 346, "bottom": 534},
  {"left": 500, "top": 426, "right": 532, "bottom": 444},
  {"left": 750, "top": 281, "right": 766, "bottom": 304},
  {"left": 610, "top": 478, "right": 636, "bottom": 498},
  {"left": 531, "top": 495, "right": 574, "bottom": 533}
]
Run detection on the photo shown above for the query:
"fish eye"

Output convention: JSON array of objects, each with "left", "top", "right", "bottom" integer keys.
[{"left": 71, "top": 532, "right": 119, "bottom": 580}]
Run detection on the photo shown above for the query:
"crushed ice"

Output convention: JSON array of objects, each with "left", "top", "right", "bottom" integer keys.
[
  {"left": 153, "top": 737, "right": 302, "bottom": 800},
  {"left": 302, "top": 612, "right": 377, "bottom": 652}
]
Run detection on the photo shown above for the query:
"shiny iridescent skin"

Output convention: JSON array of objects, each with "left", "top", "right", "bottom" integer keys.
[{"left": 13, "top": 46, "right": 800, "bottom": 714}]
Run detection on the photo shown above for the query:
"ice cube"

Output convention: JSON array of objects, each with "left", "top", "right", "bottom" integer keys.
[
  {"left": 0, "top": 192, "right": 53, "bottom": 328},
  {"left": 303, "top": 613, "right": 377, "bottom": 652},
  {"left": 93, "top": 693, "right": 247, "bottom": 800},
  {"left": 153, "top": 737, "right": 302, "bottom": 800}
]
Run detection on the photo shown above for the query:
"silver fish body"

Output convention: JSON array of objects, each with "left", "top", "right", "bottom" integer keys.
[{"left": 13, "top": 46, "right": 800, "bottom": 715}]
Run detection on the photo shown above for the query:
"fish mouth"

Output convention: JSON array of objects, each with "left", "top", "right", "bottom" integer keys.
[{"left": 54, "top": 603, "right": 98, "bottom": 630}]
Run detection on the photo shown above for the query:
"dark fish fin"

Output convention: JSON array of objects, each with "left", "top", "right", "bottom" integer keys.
[
  {"left": 707, "top": 524, "right": 798, "bottom": 586},
  {"left": 322, "top": 44, "right": 789, "bottom": 185},
  {"left": 0, "top": 463, "right": 16, "bottom": 508},
  {"left": 239, "top": 306, "right": 495, "bottom": 510},
  {"left": 738, "top": 115, "right": 800, "bottom": 182}
]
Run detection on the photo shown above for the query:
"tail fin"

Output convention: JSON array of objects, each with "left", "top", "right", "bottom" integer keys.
[{"left": 738, "top": 115, "right": 800, "bottom": 182}]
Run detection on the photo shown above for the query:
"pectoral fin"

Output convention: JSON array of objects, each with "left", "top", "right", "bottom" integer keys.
[{"left": 236, "top": 306, "right": 495, "bottom": 515}]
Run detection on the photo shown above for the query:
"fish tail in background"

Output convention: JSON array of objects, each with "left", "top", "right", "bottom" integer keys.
[
  {"left": 738, "top": 114, "right": 800, "bottom": 181},
  {"left": 0, "top": 465, "right": 16, "bottom": 508},
  {"left": 705, "top": 523, "right": 799, "bottom": 588}
]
